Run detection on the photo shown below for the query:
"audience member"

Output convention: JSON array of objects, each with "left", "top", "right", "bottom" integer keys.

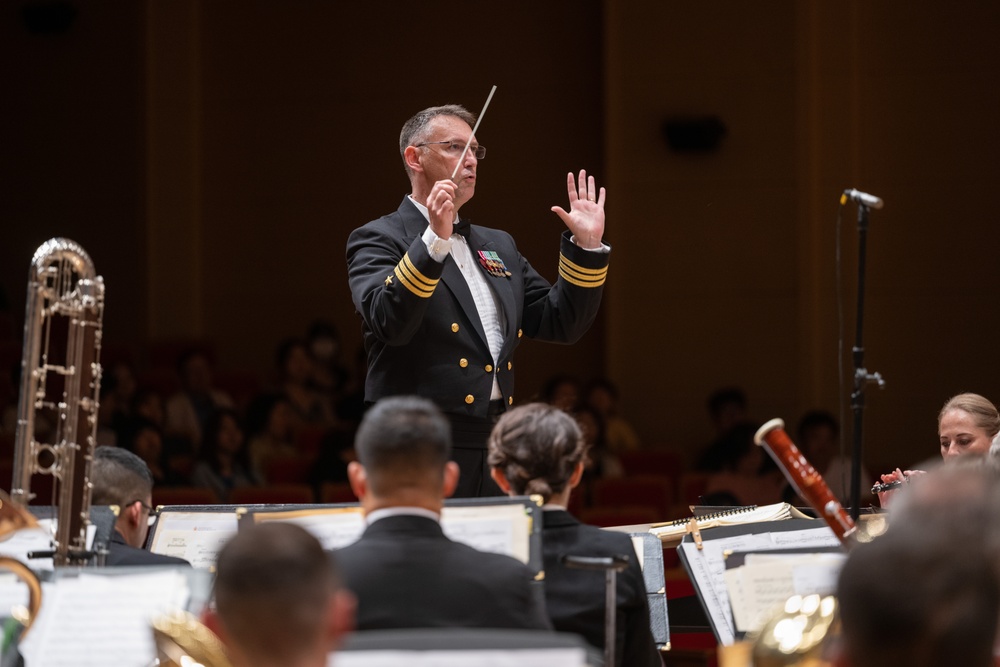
[
  {"left": 794, "top": 410, "right": 872, "bottom": 506},
  {"left": 275, "top": 337, "right": 336, "bottom": 434},
  {"left": 877, "top": 392, "right": 999, "bottom": 507},
  {"left": 163, "top": 349, "right": 234, "bottom": 449},
  {"left": 697, "top": 422, "right": 786, "bottom": 506},
  {"left": 584, "top": 377, "right": 641, "bottom": 455},
  {"left": 305, "top": 319, "right": 350, "bottom": 401},
  {"left": 131, "top": 386, "right": 165, "bottom": 427},
  {"left": 118, "top": 415, "right": 186, "bottom": 487},
  {"left": 332, "top": 395, "right": 552, "bottom": 631},
  {"left": 204, "top": 522, "right": 355, "bottom": 667},
  {"left": 488, "top": 403, "right": 662, "bottom": 667},
  {"left": 705, "top": 386, "right": 749, "bottom": 438},
  {"left": 245, "top": 391, "right": 300, "bottom": 483},
  {"left": 90, "top": 446, "right": 190, "bottom": 566},
  {"left": 538, "top": 374, "right": 582, "bottom": 412},
  {"left": 191, "top": 408, "right": 261, "bottom": 503}
]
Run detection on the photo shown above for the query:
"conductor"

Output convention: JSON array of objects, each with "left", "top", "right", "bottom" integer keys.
[{"left": 347, "top": 103, "right": 610, "bottom": 497}]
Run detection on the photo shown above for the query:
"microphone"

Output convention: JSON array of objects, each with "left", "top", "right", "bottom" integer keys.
[{"left": 841, "top": 188, "right": 884, "bottom": 210}]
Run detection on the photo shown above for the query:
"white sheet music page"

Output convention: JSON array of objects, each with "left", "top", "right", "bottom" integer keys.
[
  {"left": 21, "top": 569, "right": 191, "bottom": 667},
  {"left": 440, "top": 505, "right": 530, "bottom": 564},
  {"left": 255, "top": 508, "right": 366, "bottom": 550},
  {"left": 678, "top": 525, "right": 841, "bottom": 645},
  {"left": 149, "top": 511, "right": 240, "bottom": 569}
]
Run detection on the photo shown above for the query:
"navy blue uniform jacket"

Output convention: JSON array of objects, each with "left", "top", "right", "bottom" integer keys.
[{"left": 346, "top": 197, "right": 609, "bottom": 418}]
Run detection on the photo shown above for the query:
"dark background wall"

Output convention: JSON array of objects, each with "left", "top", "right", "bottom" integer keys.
[{"left": 2, "top": 0, "right": 998, "bottom": 474}]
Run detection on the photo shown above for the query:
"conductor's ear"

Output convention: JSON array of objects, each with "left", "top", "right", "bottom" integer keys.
[
  {"left": 403, "top": 145, "right": 423, "bottom": 174},
  {"left": 347, "top": 461, "right": 368, "bottom": 500},
  {"left": 568, "top": 461, "right": 586, "bottom": 489}
]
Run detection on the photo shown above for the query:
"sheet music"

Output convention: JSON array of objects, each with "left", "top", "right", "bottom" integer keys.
[
  {"left": 334, "top": 648, "right": 587, "bottom": 667},
  {"left": 440, "top": 505, "right": 530, "bottom": 563},
  {"left": 678, "top": 526, "right": 841, "bottom": 645},
  {"left": 20, "top": 569, "right": 191, "bottom": 667},
  {"left": 727, "top": 553, "right": 846, "bottom": 633},
  {"left": 256, "top": 505, "right": 532, "bottom": 564},
  {"left": 254, "top": 508, "right": 367, "bottom": 550},
  {"left": 148, "top": 511, "right": 239, "bottom": 569},
  {"left": 0, "top": 520, "right": 97, "bottom": 571}
]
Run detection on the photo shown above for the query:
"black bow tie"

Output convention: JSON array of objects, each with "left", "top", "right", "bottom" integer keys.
[{"left": 454, "top": 219, "right": 471, "bottom": 241}]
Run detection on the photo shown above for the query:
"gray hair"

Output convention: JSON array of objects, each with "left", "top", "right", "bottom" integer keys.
[{"left": 398, "top": 105, "right": 476, "bottom": 175}]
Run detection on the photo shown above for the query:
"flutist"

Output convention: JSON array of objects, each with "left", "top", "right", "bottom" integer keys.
[
  {"left": 347, "top": 103, "right": 610, "bottom": 497},
  {"left": 874, "top": 393, "right": 998, "bottom": 508}
]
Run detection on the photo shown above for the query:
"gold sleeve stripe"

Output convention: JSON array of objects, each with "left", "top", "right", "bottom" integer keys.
[
  {"left": 392, "top": 253, "right": 438, "bottom": 298},
  {"left": 401, "top": 254, "right": 438, "bottom": 290},
  {"left": 394, "top": 265, "right": 435, "bottom": 297},
  {"left": 559, "top": 255, "right": 608, "bottom": 288}
]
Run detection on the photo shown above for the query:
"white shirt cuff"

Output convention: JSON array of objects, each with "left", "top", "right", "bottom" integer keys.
[{"left": 422, "top": 225, "right": 454, "bottom": 262}]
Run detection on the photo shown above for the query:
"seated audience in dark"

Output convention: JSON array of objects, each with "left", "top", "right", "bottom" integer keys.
[
  {"left": 488, "top": 402, "right": 663, "bottom": 667},
  {"left": 118, "top": 415, "right": 187, "bottom": 487},
  {"left": 191, "top": 408, "right": 262, "bottom": 503},
  {"left": 274, "top": 337, "right": 336, "bottom": 434},
  {"left": 697, "top": 422, "right": 786, "bottom": 506},
  {"left": 163, "top": 349, "right": 234, "bottom": 449},
  {"left": 584, "top": 377, "right": 641, "bottom": 455},
  {"left": 245, "top": 391, "right": 300, "bottom": 483}
]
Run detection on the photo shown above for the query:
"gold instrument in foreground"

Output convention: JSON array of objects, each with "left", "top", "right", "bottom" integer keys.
[
  {"left": 0, "top": 489, "right": 43, "bottom": 636},
  {"left": 152, "top": 611, "right": 231, "bottom": 667}
]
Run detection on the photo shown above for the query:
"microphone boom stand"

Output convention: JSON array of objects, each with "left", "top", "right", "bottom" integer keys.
[{"left": 849, "top": 202, "right": 885, "bottom": 521}]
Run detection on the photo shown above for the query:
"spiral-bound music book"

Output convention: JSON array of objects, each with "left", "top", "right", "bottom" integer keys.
[{"left": 649, "top": 502, "right": 812, "bottom": 542}]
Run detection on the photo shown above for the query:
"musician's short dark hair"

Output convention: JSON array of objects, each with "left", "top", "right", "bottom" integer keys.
[
  {"left": 214, "top": 522, "right": 339, "bottom": 664},
  {"left": 399, "top": 105, "right": 476, "bottom": 175},
  {"left": 836, "top": 521, "right": 1000, "bottom": 667},
  {"left": 354, "top": 395, "right": 451, "bottom": 494},
  {"left": 90, "top": 445, "right": 153, "bottom": 507},
  {"left": 488, "top": 403, "right": 587, "bottom": 503}
]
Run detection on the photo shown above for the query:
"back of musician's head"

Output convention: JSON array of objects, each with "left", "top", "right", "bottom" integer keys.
[
  {"left": 487, "top": 403, "right": 587, "bottom": 502},
  {"left": 211, "top": 522, "right": 353, "bottom": 665},
  {"left": 354, "top": 395, "right": 451, "bottom": 496},
  {"left": 90, "top": 445, "right": 153, "bottom": 507},
  {"left": 835, "top": 522, "right": 1000, "bottom": 667}
]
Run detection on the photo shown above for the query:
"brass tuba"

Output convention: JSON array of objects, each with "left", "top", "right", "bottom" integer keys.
[{"left": 10, "top": 237, "right": 105, "bottom": 566}]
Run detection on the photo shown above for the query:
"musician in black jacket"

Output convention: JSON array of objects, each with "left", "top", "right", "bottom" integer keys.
[
  {"left": 332, "top": 396, "right": 551, "bottom": 631},
  {"left": 488, "top": 403, "right": 663, "bottom": 667},
  {"left": 90, "top": 445, "right": 190, "bottom": 567},
  {"left": 346, "top": 103, "right": 609, "bottom": 497}
]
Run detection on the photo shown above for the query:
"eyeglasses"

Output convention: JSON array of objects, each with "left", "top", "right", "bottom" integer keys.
[
  {"left": 415, "top": 141, "right": 486, "bottom": 160},
  {"left": 128, "top": 499, "right": 154, "bottom": 514}
]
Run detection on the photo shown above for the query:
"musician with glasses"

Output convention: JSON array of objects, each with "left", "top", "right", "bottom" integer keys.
[
  {"left": 347, "top": 103, "right": 610, "bottom": 497},
  {"left": 90, "top": 445, "right": 190, "bottom": 566}
]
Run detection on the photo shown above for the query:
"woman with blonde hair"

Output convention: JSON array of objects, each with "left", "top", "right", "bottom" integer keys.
[
  {"left": 487, "top": 403, "right": 662, "bottom": 667},
  {"left": 878, "top": 392, "right": 1000, "bottom": 507}
]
